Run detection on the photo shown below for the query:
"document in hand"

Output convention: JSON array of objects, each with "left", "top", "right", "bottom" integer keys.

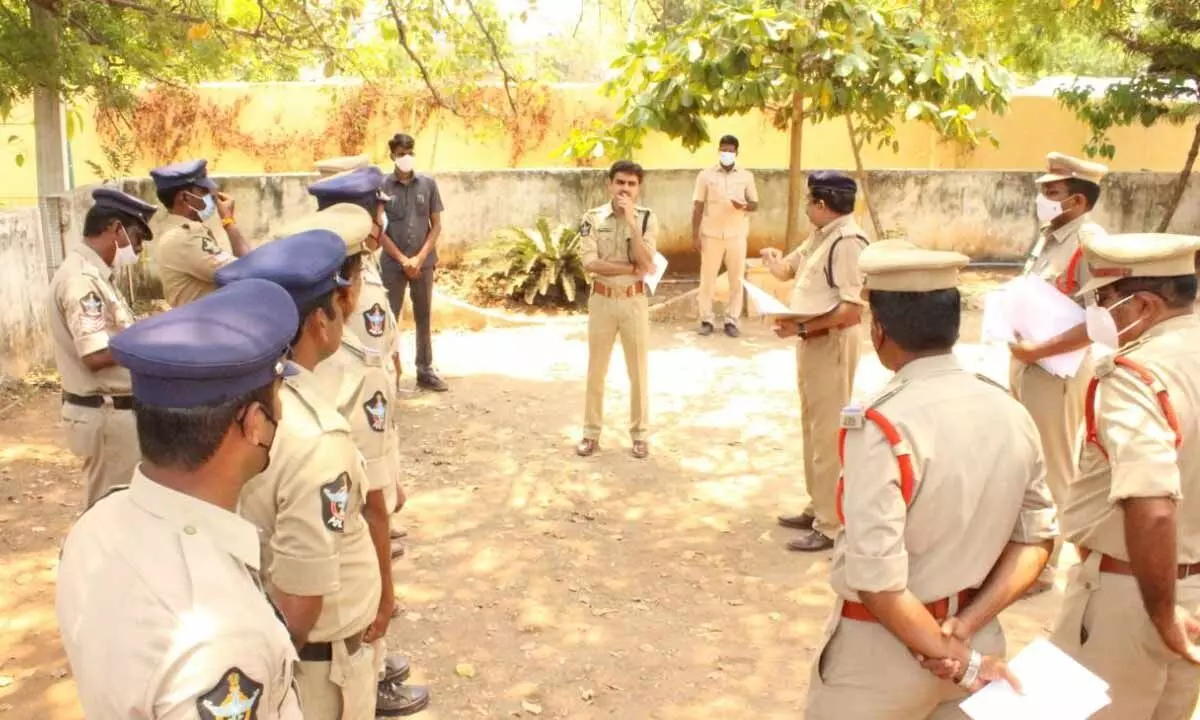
[
  {"left": 979, "top": 274, "right": 1088, "bottom": 379},
  {"left": 644, "top": 252, "right": 669, "bottom": 295},
  {"left": 744, "top": 280, "right": 810, "bottom": 318},
  {"left": 959, "top": 638, "right": 1111, "bottom": 720}
]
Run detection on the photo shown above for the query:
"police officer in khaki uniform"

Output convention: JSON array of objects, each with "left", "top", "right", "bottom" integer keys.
[
  {"left": 151, "top": 158, "right": 252, "bottom": 307},
  {"left": 286, "top": 204, "right": 431, "bottom": 716},
  {"left": 805, "top": 241, "right": 1056, "bottom": 719},
  {"left": 48, "top": 188, "right": 156, "bottom": 508},
  {"left": 575, "top": 160, "right": 660, "bottom": 460},
  {"left": 215, "top": 230, "right": 381, "bottom": 720},
  {"left": 57, "top": 279, "right": 303, "bottom": 718},
  {"left": 1008, "top": 152, "right": 1109, "bottom": 594},
  {"left": 1051, "top": 233, "right": 1200, "bottom": 718},
  {"left": 762, "top": 171, "right": 868, "bottom": 551}
]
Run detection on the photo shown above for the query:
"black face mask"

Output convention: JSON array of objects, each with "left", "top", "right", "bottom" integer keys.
[{"left": 240, "top": 403, "right": 279, "bottom": 476}]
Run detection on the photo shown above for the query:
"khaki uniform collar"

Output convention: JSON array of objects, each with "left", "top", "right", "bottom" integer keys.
[
  {"left": 285, "top": 363, "right": 326, "bottom": 400},
  {"left": 895, "top": 353, "right": 962, "bottom": 382},
  {"left": 1138, "top": 314, "right": 1200, "bottom": 343},
  {"left": 1047, "top": 213, "right": 1091, "bottom": 245},
  {"left": 128, "top": 468, "right": 262, "bottom": 570},
  {"left": 76, "top": 243, "right": 113, "bottom": 280},
  {"left": 816, "top": 214, "right": 856, "bottom": 242}
]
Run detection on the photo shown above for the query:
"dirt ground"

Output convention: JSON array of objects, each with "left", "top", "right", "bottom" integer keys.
[{"left": 1, "top": 298, "right": 1100, "bottom": 719}]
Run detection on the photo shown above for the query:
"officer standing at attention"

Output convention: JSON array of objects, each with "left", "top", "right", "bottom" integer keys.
[
  {"left": 215, "top": 230, "right": 382, "bottom": 720},
  {"left": 48, "top": 187, "right": 156, "bottom": 508},
  {"left": 151, "top": 158, "right": 252, "bottom": 307},
  {"left": 1008, "top": 152, "right": 1109, "bottom": 595},
  {"left": 56, "top": 279, "right": 303, "bottom": 718},
  {"left": 1051, "top": 233, "right": 1200, "bottom": 718},
  {"left": 762, "top": 171, "right": 868, "bottom": 552},
  {"left": 282, "top": 205, "right": 431, "bottom": 716},
  {"left": 691, "top": 134, "right": 759, "bottom": 338},
  {"left": 380, "top": 133, "right": 449, "bottom": 392},
  {"left": 575, "top": 160, "right": 660, "bottom": 460},
  {"left": 805, "top": 241, "right": 1056, "bottom": 719}
]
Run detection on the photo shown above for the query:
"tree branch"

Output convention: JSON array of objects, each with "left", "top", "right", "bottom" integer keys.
[
  {"left": 462, "top": 0, "right": 519, "bottom": 116},
  {"left": 384, "top": 0, "right": 461, "bottom": 116}
]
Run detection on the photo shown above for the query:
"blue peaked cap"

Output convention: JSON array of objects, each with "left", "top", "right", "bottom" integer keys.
[
  {"left": 110, "top": 279, "right": 299, "bottom": 408},
  {"left": 214, "top": 229, "right": 350, "bottom": 308},
  {"left": 307, "top": 166, "right": 386, "bottom": 209},
  {"left": 149, "top": 158, "right": 218, "bottom": 192}
]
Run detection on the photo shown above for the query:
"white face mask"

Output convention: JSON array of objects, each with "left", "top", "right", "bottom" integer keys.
[
  {"left": 185, "top": 190, "right": 217, "bottom": 221},
  {"left": 394, "top": 155, "right": 415, "bottom": 173},
  {"left": 1036, "top": 193, "right": 1063, "bottom": 224},
  {"left": 113, "top": 226, "right": 139, "bottom": 269},
  {"left": 1085, "top": 293, "right": 1136, "bottom": 350},
  {"left": 719, "top": 151, "right": 736, "bottom": 168}
]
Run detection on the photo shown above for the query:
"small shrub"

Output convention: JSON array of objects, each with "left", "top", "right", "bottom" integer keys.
[{"left": 467, "top": 217, "right": 589, "bottom": 307}]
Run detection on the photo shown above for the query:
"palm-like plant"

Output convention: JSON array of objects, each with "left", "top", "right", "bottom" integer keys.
[{"left": 467, "top": 217, "right": 589, "bottom": 307}]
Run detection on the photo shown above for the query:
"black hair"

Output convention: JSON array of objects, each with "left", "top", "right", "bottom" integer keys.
[
  {"left": 339, "top": 253, "right": 364, "bottom": 283},
  {"left": 135, "top": 382, "right": 274, "bottom": 471},
  {"left": 1065, "top": 178, "right": 1101, "bottom": 210},
  {"left": 719, "top": 135, "right": 739, "bottom": 151},
  {"left": 290, "top": 291, "right": 339, "bottom": 347},
  {"left": 811, "top": 186, "right": 856, "bottom": 215},
  {"left": 82, "top": 206, "right": 135, "bottom": 238},
  {"left": 608, "top": 160, "right": 644, "bottom": 182},
  {"left": 388, "top": 133, "right": 416, "bottom": 153},
  {"left": 156, "top": 186, "right": 188, "bottom": 209},
  {"left": 869, "top": 289, "right": 962, "bottom": 352},
  {"left": 1112, "top": 275, "right": 1198, "bottom": 310}
]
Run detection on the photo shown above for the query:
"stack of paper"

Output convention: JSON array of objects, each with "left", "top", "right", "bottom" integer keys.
[
  {"left": 960, "top": 638, "right": 1111, "bottom": 720},
  {"left": 643, "top": 252, "right": 669, "bottom": 295},
  {"left": 979, "top": 274, "right": 1087, "bottom": 378},
  {"left": 744, "top": 280, "right": 804, "bottom": 318}
]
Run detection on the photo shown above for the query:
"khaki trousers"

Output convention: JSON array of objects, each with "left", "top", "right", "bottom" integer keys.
[
  {"left": 1010, "top": 357, "right": 1092, "bottom": 574},
  {"left": 296, "top": 644, "right": 378, "bottom": 720},
  {"left": 806, "top": 600, "right": 1006, "bottom": 719},
  {"left": 61, "top": 402, "right": 140, "bottom": 508},
  {"left": 697, "top": 233, "right": 746, "bottom": 327},
  {"left": 1052, "top": 553, "right": 1200, "bottom": 719},
  {"left": 797, "top": 326, "right": 862, "bottom": 538},
  {"left": 583, "top": 292, "right": 649, "bottom": 442}
]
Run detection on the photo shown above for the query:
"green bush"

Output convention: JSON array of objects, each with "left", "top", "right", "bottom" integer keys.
[{"left": 467, "top": 217, "right": 589, "bottom": 307}]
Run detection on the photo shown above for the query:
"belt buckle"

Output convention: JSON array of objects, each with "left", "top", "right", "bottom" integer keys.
[{"left": 1181, "top": 564, "right": 1197, "bottom": 581}]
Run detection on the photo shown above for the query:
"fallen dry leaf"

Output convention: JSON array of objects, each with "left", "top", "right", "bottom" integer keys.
[
  {"left": 455, "top": 663, "right": 476, "bottom": 679},
  {"left": 521, "top": 700, "right": 542, "bottom": 715}
]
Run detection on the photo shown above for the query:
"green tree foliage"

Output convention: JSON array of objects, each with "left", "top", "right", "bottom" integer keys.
[{"left": 1056, "top": 0, "right": 1200, "bottom": 231}]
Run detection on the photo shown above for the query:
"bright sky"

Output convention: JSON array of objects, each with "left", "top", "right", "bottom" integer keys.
[{"left": 497, "top": 0, "right": 588, "bottom": 43}]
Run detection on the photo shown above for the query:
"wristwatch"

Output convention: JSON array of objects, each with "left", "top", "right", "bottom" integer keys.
[
  {"left": 957, "top": 650, "right": 983, "bottom": 689},
  {"left": 797, "top": 322, "right": 808, "bottom": 339}
]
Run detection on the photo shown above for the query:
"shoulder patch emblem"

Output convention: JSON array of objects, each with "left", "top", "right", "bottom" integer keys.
[
  {"left": 363, "top": 391, "right": 387, "bottom": 433},
  {"left": 840, "top": 404, "right": 865, "bottom": 430},
  {"left": 363, "top": 303, "right": 387, "bottom": 338},
  {"left": 197, "top": 666, "right": 262, "bottom": 720},
  {"left": 80, "top": 291, "right": 103, "bottom": 318},
  {"left": 200, "top": 235, "right": 220, "bottom": 256},
  {"left": 320, "top": 472, "right": 351, "bottom": 533},
  {"left": 579, "top": 220, "right": 591, "bottom": 237}
]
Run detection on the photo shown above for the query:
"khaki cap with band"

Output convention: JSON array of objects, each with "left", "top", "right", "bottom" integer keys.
[
  {"left": 314, "top": 154, "right": 372, "bottom": 178},
  {"left": 860, "top": 240, "right": 970, "bottom": 292},
  {"left": 266, "top": 204, "right": 372, "bottom": 255},
  {"left": 1076, "top": 232, "right": 1200, "bottom": 297},
  {"left": 1036, "top": 152, "right": 1108, "bottom": 186}
]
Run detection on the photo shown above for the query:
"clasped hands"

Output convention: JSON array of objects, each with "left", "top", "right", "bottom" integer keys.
[{"left": 912, "top": 617, "right": 1022, "bottom": 693}]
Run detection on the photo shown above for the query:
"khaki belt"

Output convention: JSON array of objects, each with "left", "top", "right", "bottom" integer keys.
[
  {"left": 1079, "top": 548, "right": 1200, "bottom": 581},
  {"left": 298, "top": 628, "right": 368, "bottom": 662},
  {"left": 842, "top": 588, "right": 977, "bottom": 623},
  {"left": 593, "top": 280, "right": 645, "bottom": 299},
  {"left": 801, "top": 321, "right": 860, "bottom": 342},
  {"left": 63, "top": 392, "right": 134, "bottom": 411}
]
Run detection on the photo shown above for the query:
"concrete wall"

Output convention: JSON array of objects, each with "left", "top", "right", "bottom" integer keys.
[{"left": 0, "top": 207, "right": 50, "bottom": 378}]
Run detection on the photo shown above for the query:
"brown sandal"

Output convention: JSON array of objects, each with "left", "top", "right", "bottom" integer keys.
[
  {"left": 575, "top": 438, "right": 598, "bottom": 457},
  {"left": 632, "top": 440, "right": 649, "bottom": 459}
]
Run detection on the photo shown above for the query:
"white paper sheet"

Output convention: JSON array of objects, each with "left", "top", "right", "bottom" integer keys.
[
  {"left": 743, "top": 280, "right": 804, "bottom": 317},
  {"left": 978, "top": 274, "right": 1087, "bottom": 378},
  {"left": 644, "top": 252, "right": 669, "bottom": 295},
  {"left": 960, "top": 638, "right": 1111, "bottom": 720}
]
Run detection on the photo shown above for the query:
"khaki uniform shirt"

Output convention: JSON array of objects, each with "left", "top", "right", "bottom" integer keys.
[
  {"left": 1062, "top": 315, "right": 1200, "bottom": 563},
  {"left": 784, "top": 215, "right": 867, "bottom": 316},
  {"left": 578, "top": 203, "right": 660, "bottom": 289},
  {"left": 830, "top": 355, "right": 1058, "bottom": 602},
  {"left": 312, "top": 331, "right": 397, "bottom": 496},
  {"left": 239, "top": 367, "right": 380, "bottom": 644},
  {"left": 1023, "top": 213, "right": 1106, "bottom": 300},
  {"left": 57, "top": 471, "right": 302, "bottom": 719},
  {"left": 155, "top": 214, "right": 235, "bottom": 307},
  {"left": 693, "top": 165, "right": 759, "bottom": 241},
  {"left": 47, "top": 244, "right": 134, "bottom": 395},
  {"left": 347, "top": 252, "right": 399, "bottom": 364}
]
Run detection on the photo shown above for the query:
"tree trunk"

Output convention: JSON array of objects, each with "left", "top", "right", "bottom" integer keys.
[
  {"left": 845, "top": 115, "right": 883, "bottom": 239},
  {"left": 785, "top": 89, "right": 806, "bottom": 251},
  {"left": 1158, "top": 116, "right": 1200, "bottom": 233}
]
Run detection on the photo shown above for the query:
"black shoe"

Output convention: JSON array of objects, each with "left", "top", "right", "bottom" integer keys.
[
  {"left": 724, "top": 323, "right": 740, "bottom": 338},
  {"left": 698, "top": 322, "right": 714, "bottom": 336},
  {"left": 376, "top": 680, "right": 431, "bottom": 716},
  {"left": 777, "top": 513, "right": 815, "bottom": 530},
  {"left": 416, "top": 372, "right": 448, "bottom": 392},
  {"left": 786, "top": 529, "right": 834, "bottom": 552},
  {"left": 382, "top": 655, "right": 411, "bottom": 684}
]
